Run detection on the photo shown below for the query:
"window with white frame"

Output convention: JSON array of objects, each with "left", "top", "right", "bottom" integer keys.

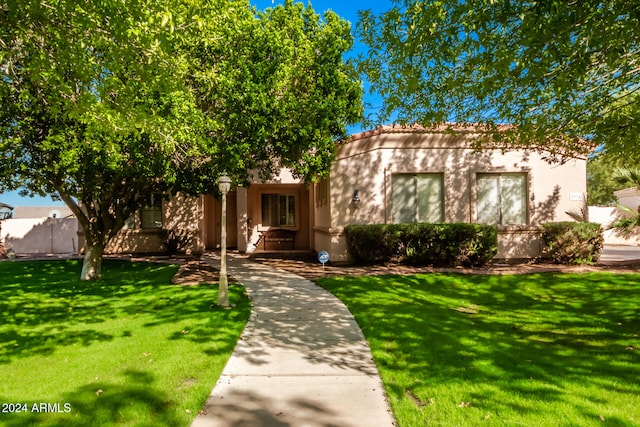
[
  {"left": 140, "top": 194, "right": 163, "bottom": 228},
  {"left": 262, "top": 194, "right": 296, "bottom": 227},
  {"left": 392, "top": 173, "right": 444, "bottom": 223},
  {"left": 477, "top": 173, "right": 528, "bottom": 225}
]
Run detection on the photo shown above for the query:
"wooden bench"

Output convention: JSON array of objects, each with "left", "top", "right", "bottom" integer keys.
[{"left": 263, "top": 229, "right": 295, "bottom": 250}]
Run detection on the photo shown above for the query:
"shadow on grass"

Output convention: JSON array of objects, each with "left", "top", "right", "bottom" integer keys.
[
  {"left": 0, "top": 260, "right": 241, "bottom": 363},
  {"left": 0, "top": 259, "right": 250, "bottom": 426},
  {"left": 0, "top": 370, "right": 182, "bottom": 427},
  {"left": 317, "top": 272, "right": 640, "bottom": 423}
]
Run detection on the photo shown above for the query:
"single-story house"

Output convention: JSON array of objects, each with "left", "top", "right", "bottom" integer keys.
[
  {"left": 0, "top": 202, "right": 13, "bottom": 220},
  {"left": 97, "top": 124, "right": 589, "bottom": 261}
]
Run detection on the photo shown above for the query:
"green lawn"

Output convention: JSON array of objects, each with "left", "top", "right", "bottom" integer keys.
[
  {"left": 0, "top": 259, "right": 249, "bottom": 427},
  {"left": 317, "top": 272, "right": 640, "bottom": 427}
]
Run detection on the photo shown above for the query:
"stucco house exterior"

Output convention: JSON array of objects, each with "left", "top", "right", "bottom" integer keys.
[{"left": 98, "top": 125, "right": 589, "bottom": 261}]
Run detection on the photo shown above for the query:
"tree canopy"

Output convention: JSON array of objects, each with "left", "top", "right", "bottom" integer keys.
[
  {"left": 357, "top": 0, "right": 640, "bottom": 158},
  {"left": 587, "top": 151, "right": 639, "bottom": 206},
  {"left": 0, "top": 0, "right": 361, "bottom": 279},
  {"left": 175, "top": 0, "right": 362, "bottom": 192}
]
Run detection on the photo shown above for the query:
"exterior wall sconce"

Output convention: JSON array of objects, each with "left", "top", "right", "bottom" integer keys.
[{"left": 352, "top": 189, "right": 361, "bottom": 209}]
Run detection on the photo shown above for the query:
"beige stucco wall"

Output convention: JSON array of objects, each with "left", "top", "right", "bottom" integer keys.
[
  {"left": 245, "top": 183, "right": 311, "bottom": 251},
  {"left": 238, "top": 168, "right": 312, "bottom": 252},
  {"left": 1, "top": 217, "right": 78, "bottom": 254},
  {"left": 319, "top": 128, "right": 588, "bottom": 261},
  {"left": 102, "top": 193, "right": 202, "bottom": 254},
  {"left": 589, "top": 191, "right": 640, "bottom": 246}
]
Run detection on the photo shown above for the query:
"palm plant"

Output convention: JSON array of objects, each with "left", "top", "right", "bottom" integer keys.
[
  {"left": 565, "top": 194, "right": 589, "bottom": 222},
  {"left": 609, "top": 168, "right": 640, "bottom": 237}
]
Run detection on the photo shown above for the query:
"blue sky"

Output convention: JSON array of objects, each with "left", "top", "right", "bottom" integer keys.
[
  {"left": 1, "top": 0, "right": 394, "bottom": 208},
  {"left": 251, "top": 0, "right": 393, "bottom": 27}
]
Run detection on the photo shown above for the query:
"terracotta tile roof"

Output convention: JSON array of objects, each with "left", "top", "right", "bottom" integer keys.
[
  {"left": 342, "top": 123, "right": 594, "bottom": 158},
  {"left": 345, "top": 123, "right": 507, "bottom": 143}
]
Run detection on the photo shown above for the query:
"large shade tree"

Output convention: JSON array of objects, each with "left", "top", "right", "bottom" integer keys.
[
  {"left": 0, "top": 0, "right": 192, "bottom": 280},
  {"left": 0, "top": 0, "right": 362, "bottom": 280},
  {"left": 357, "top": 0, "right": 640, "bottom": 158},
  {"left": 175, "top": 0, "right": 362, "bottom": 191}
]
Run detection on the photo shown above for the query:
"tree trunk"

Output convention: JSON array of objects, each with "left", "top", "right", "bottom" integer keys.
[{"left": 81, "top": 241, "right": 105, "bottom": 281}]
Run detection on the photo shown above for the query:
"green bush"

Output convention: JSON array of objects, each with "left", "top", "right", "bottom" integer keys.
[
  {"left": 159, "top": 228, "right": 194, "bottom": 255},
  {"left": 344, "top": 223, "right": 498, "bottom": 267},
  {"left": 344, "top": 224, "right": 404, "bottom": 264},
  {"left": 541, "top": 222, "right": 604, "bottom": 265}
]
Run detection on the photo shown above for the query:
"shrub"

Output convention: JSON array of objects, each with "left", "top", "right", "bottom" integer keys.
[
  {"left": 344, "top": 224, "right": 404, "bottom": 264},
  {"left": 541, "top": 222, "right": 604, "bottom": 265},
  {"left": 159, "top": 228, "right": 194, "bottom": 255},
  {"left": 344, "top": 223, "right": 498, "bottom": 267}
]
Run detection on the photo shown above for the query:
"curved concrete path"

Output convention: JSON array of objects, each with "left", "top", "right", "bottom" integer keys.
[{"left": 192, "top": 253, "right": 396, "bottom": 427}]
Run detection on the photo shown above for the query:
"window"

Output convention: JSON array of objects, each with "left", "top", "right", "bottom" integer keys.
[
  {"left": 315, "top": 178, "right": 329, "bottom": 207},
  {"left": 392, "top": 173, "right": 444, "bottom": 223},
  {"left": 262, "top": 194, "right": 296, "bottom": 227},
  {"left": 140, "top": 194, "right": 163, "bottom": 228},
  {"left": 477, "top": 173, "right": 527, "bottom": 225}
]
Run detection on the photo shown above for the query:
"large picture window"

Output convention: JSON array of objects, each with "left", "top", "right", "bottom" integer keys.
[
  {"left": 140, "top": 194, "right": 163, "bottom": 229},
  {"left": 392, "top": 173, "right": 444, "bottom": 223},
  {"left": 262, "top": 194, "right": 296, "bottom": 227},
  {"left": 477, "top": 173, "right": 528, "bottom": 225}
]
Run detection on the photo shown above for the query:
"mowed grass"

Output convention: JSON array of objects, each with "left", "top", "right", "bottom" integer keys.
[
  {"left": 0, "top": 259, "right": 249, "bottom": 427},
  {"left": 317, "top": 273, "right": 640, "bottom": 426}
]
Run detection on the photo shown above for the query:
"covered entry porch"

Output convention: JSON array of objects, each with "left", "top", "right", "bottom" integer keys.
[{"left": 201, "top": 181, "right": 313, "bottom": 254}]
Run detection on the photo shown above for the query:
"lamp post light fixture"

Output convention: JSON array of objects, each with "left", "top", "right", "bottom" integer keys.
[{"left": 217, "top": 173, "right": 232, "bottom": 308}]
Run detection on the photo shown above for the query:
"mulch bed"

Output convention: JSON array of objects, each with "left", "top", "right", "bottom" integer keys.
[
  {"left": 130, "top": 252, "right": 640, "bottom": 286},
  {"left": 170, "top": 258, "right": 221, "bottom": 285},
  {"left": 249, "top": 256, "right": 640, "bottom": 280}
]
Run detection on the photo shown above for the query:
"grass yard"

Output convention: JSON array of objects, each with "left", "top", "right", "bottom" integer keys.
[
  {"left": 0, "top": 259, "right": 249, "bottom": 427},
  {"left": 317, "top": 273, "right": 640, "bottom": 427}
]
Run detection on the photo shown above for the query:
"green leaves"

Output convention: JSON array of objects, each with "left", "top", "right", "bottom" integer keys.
[
  {"left": 1, "top": 0, "right": 362, "bottom": 278},
  {"left": 178, "top": 0, "right": 362, "bottom": 191},
  {"left": 358, "top": 0, "right": 640, "bottom": 158}
]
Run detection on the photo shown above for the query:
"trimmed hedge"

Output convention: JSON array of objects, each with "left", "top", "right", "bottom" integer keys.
[
  {"left": 541, "top": 222, "right": 604, "bottom": 265},
  {"left": 344, "top": 223, "right": 498, "bottom": 267}
]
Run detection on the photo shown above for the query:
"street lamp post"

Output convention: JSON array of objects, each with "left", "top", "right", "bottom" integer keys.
[{"left": 217, "top": 174, "right": 232, "bottom": 308}]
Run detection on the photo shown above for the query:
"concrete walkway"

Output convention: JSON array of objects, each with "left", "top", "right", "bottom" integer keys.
[
  {"left": 191, "top": 253, "right": 396, "bottom": 427},
  {"left": 600, "top": 244, "right": 640, "bottom": 264}
]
